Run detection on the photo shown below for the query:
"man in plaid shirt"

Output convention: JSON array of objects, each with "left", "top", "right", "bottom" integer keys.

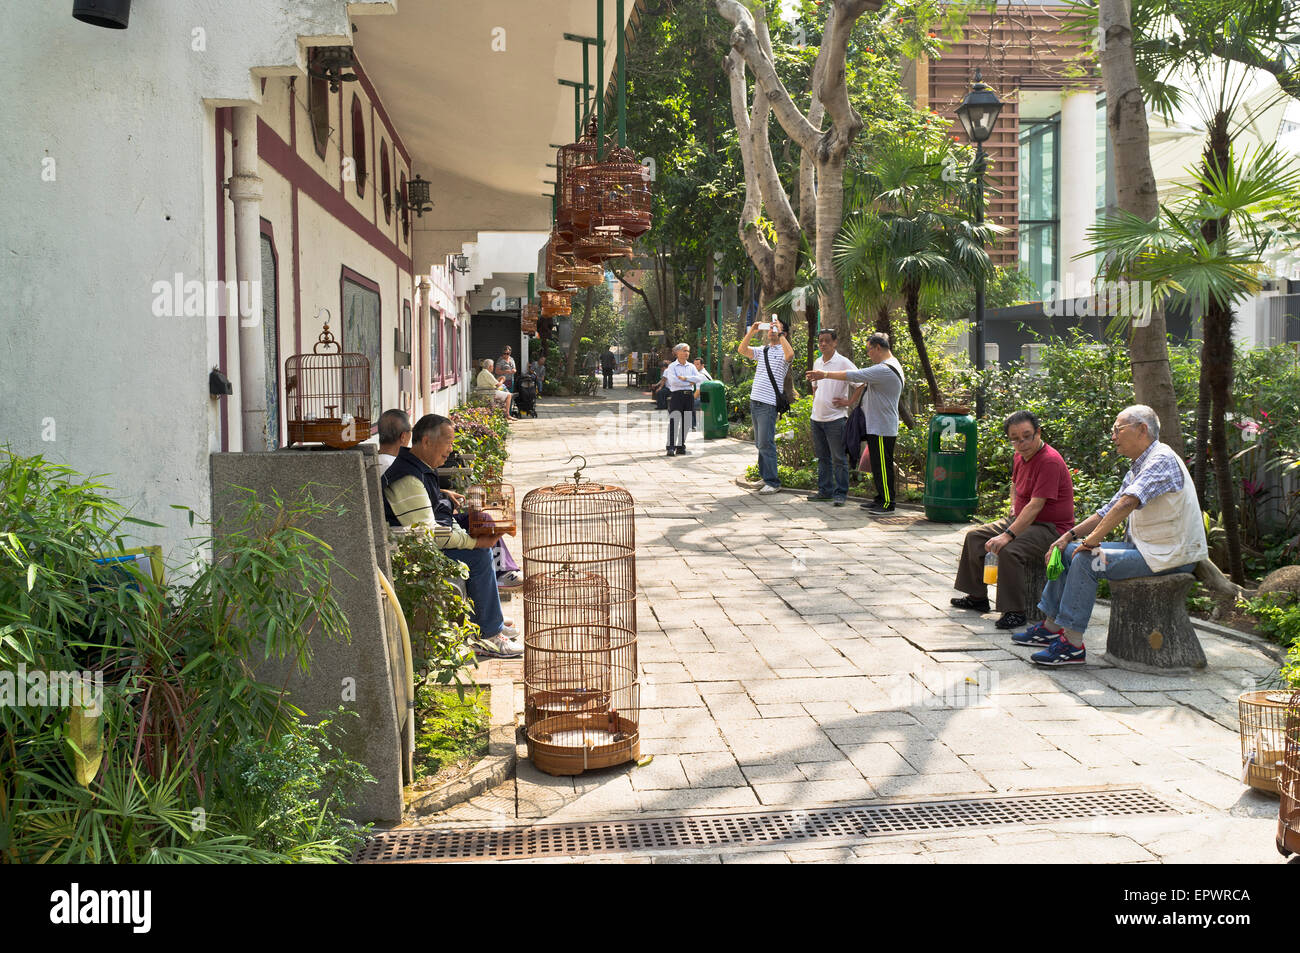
[{"left": 1012, "top": 405, "right": 1208, "bottom": 666}]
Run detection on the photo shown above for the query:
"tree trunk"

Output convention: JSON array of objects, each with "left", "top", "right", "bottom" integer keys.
[
  {"left": 566, "top": 287, "right": 593, "bottom": 380},
  {"left": 875, "top": 303, "right": 893, "bottom": 339},
  {"left": 1193, "top": 339, "right": 1210, "bottom": 505},
  {"left": 1098, "top": 0, "right": 1184, "bottom": 450},
  {"left": 905, "top": 287, "right": 941, "bottom": 406},
  {"left": 1207, "top": 301, "right": 1246, "bottom": 583}
]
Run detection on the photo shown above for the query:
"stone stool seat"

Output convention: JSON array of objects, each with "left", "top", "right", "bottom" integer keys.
[
  {"left": 1024, "top": 556, "right": 1046, "bottom": 624},
  {"left": 1103, "top": 572, "right": 1205, "bottom": 672}
]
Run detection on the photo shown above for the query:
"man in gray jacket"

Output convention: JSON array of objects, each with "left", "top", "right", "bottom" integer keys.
[{"left": 807, "top": 332, "right": 903, "bottom": 512}]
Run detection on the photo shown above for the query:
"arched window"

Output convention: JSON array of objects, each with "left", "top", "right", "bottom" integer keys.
[
  {"left": 399, "top": 171, "right": 409, "bottom": 243},
  {"left": 380, "top": 140, "right": 392, "bottom": 223},
  {"left": 350, "top": 94, "right": 367, "bottom": 197}
]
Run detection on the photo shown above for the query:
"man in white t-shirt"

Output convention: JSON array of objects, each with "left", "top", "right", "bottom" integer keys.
[
  {"left": 738, "top": 316, "right": 794, "bottom": 494},
  {"left": 806, "top": 328, "right": 856, "bottom": 506}
]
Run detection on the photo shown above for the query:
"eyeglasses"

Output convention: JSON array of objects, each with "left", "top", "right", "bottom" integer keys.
[
  {"left": 1005, "top": 432, "right": 1037, "bottom": 444},
  {"left": 1111, "top": 423, "right": 1131, "bottom": 436}
]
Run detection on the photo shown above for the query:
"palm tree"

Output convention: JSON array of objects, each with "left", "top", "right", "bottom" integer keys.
[
  {"left": 1090, "top": 143, "right": 1300, "bottom": 583},
  {"left": 834, "top": 139, "right": 997, "bottom": 406}
]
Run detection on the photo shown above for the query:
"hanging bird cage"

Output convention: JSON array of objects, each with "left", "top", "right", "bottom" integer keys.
[
  {"left": 545, "top": 235, "right": 603, "bottom": 291},
  {"left": 556, "top": 131, "right": 598, "bottom": 240},
  {"left": 1278, "top": 690, "right": 1300, "bottom": 857},
  {"left": 521, "top": 460, "right": 638, "bottom": 776},
  {"left": 540, "top": 290, "right": 572, "bottom": 318},
  {"left": 467, "top": 483, "right": 517, "bottom": 537},
  {"left": 572, "top": 225, "right": 634, "bottom": 264},
  {"left": 521, "top": 302, "right": 539, "bottom": 334},
  {"left": 586, "top": 146, "right": 653, "bottom": 239},
  {"left": 284, "top": 321, "right": 371, "bottom": 448}
]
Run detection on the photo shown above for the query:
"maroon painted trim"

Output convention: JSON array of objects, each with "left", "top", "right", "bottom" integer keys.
[
  {"left": 337, "top": 84, "right": 344, "bottom": 193},
  {"left": 291, "top": 185, "right": 302, "bottom": 359},
  {"left": 352, "top": 58, "right": 411, "bottom": 168},
  {"left": 339, "top": 266, "right": 382, "bottom": 434},
  {"left": 379, "top": 138, "right": 391, "bottom": 226},
  {"left": 371, "top": 102, "right": 378, "bottom": 225},
  {"left": 259, "top": 216, "right": 284, "bottom": 447},
  {"left": 216, "top": 107, "right": 229, "bottom": 453},
  {"left": 256, "top": 117, "right": 413, "bottom": 274}
]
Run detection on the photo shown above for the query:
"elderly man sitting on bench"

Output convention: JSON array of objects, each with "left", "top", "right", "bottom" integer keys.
[{"left": 1012, "top": 404, "right": 1207, "bottom": 666}]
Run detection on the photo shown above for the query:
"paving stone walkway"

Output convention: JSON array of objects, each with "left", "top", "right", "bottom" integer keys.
[{"left": 418, "top": 389, "right": 1290, "bottom": 864}]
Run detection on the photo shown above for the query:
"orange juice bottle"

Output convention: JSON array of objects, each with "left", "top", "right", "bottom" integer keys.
[{"left": 983, "top": 552, "right": 998, "bottom": 585}]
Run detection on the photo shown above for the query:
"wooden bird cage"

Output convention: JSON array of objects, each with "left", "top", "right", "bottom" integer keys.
[
  {"left": 545, "top": 235, "right": 603, "bottom": 291},
  {"left": 572, "top": 225, "right": 634, "bottom": 264},
  {"left": 521, "top": 464, "right": 637, "bottom": 776},
  {"left": 556, "top": 130, "right": 598, "bottom": 240},
  {"left": 521, "top": 302, "right": 539, "bottom": 334},
  {"left": 1240, "top": 690, "right": 1293, "bottom": 794},
  {"left": 1278, "top": 689, "right": 1300, "bottom": 857},
  {"left": 540, "top": 290, "right": 572, "bottom": 317},
  {"left": 584, "top": 146, "right": 653, "bottom": 239},
  {"left": 467, "top": 483, "right": 517, "bottom": 537},
  {"left": 285, "top": 322, "right": 371, "bottom": 448}
]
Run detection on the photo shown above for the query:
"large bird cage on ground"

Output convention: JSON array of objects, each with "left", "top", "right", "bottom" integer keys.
[
  {"left": 521, "top": 462, "right": 638, "bottom": 776},
  {"left": 285, "top": 321, "right": 371, "bottom": 448},
  {"left": 1278, "top": 690, "right": 1300, "bottom": 857},
  {"left": 1239, "top": 689, "right": 1293, "bottom": 794}
]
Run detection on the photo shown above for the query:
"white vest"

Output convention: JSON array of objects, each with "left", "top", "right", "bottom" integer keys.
[{"left": 1128, "top": 444, "right": 1207, "bottom": 573}]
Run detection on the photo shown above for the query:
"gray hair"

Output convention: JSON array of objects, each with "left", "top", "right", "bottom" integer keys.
[
  {"left": 481, "top": 358, "right": 494, "bottom": 370},
  {"left": 673, "top": 342, "right": 690, "bottom": 354},
  {"left": 1120, "top": 404, "right": 1160, "bottom": 440}
]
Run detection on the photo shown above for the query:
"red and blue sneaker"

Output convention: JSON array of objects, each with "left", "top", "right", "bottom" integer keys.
[
  {"left": 1030, "top": 635, "right": 1086, "bottom": 666},
  {"left": 1011, "top": 620, "right": 1056, "bottom": 646}
]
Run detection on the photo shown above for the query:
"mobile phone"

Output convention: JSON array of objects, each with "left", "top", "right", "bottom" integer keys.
[{"left": 756, "top": 322, "right": 771, "bottom": 331}]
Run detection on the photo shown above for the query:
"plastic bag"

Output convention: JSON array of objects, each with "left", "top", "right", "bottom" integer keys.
[{"left": 1046, "top": 546, "right": 1064, "bottom": 581}]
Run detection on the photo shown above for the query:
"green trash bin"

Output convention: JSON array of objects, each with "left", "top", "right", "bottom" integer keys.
[
  {"left": 923, "top": 411, "right": 978, "bottom": 522},
  {"left": 700, "top": 380, "right": 728, "bottom": 439}
]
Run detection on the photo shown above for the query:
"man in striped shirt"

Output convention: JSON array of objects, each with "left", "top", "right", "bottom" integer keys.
[{"left": 738, "top": 316, "right": 794, "bottom": 494}]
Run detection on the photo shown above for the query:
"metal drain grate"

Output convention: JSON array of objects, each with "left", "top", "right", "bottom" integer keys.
[{"left": 353, "top": 788, "right": 1172, "bottom": 863}]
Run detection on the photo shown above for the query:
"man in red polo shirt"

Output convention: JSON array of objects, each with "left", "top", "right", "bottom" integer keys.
[{"left": 949, "top": 410, "right": 1075, "bottom": 629}]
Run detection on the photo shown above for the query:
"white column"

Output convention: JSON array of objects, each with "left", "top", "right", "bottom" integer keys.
[
  {"left": 418, "top": 276, "right": 432, "bottom": 417},
  {"left": 1059, "top": 89, "right": 1098, "bottom": 296},
  {"left": 229, "top": 106, "right": 267, "bottom": 452}
]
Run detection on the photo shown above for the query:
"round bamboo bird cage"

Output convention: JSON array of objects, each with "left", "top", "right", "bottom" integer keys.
[
  {"left": 285, "top": 320, "right": 371, "bottom": 448},
  {"left": 1240, "top": 689, "right": 1293, "bottom": 794},
  {"left": 1277, "top": 689, "right": 1300, "bottom": 857},
  {"left": 520, "top": 302, "right": 539, "bottom": 334},
  {"left": 545, "top": 236, "right": 603, "bottom": 291},
  {"left": 556, "top": 132, "right": 598, "bottom": 240},
  {"left": 572, "top": 225, "right": 634, "bottom": 264},
  {"left": 585, "top": 146, "right": 653, "bottom": 239},
  {"left": 521, "top": 458, "right": 637, "bottom": 776},
  {"left": 539, "top": 290, "right": 572, "bottom": 318}
]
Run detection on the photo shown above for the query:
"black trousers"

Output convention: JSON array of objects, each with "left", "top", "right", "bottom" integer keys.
[
  {"left": 603, "top": 369, "right": 614, "bottom": 388},
  {"left": 667, "top": 389, "right": 694, "bottom": 450},
  {"left": 864, "top": 433, "right": 897, "bottom": 507}
]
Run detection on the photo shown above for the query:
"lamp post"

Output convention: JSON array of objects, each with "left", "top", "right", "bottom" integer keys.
[{"left": 955, "top": 68, "right": 1003, "bottom": 416}]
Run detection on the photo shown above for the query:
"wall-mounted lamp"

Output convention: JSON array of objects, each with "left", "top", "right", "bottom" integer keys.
[
  {"left": 400, "top": 173, "right": 433, "bottom": 218},
  {"left": 308, "top": 46, "right": 359, "bottom": 94},
  {"left": 452, "top": 254, "right": 470, "bottom": 275},
  {"left": 73, "top": 0, "right": 132, "bottom": 29}
]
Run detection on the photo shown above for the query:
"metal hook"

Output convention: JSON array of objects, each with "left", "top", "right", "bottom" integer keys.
[{"left": 565, "top": 454, "right": 588, "bottom": 484}]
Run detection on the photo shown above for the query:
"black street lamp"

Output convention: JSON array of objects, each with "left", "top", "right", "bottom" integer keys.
[{"left": 956, "top": 68, "right": 1003, "bottom": 416}]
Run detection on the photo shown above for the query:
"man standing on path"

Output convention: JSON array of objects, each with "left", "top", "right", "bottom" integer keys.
[
  {"left": 1013, "top": 405, "right": 1207, "bottom": 666},
  {"left": 601, "top": 346, "right": 617, "bottom": 389},
  {"left": 691, "top": 356, "right": 712, "bottom": 431},
  {"left": 807, "top": 332, "right": 903, "bottom": 512},
  {"left": 950, "top": 410, "right": 1075, "bottom": 629},
  {"left": 663, "top": 343, "right": 708, "bottom": 456},
  {"left": 738, "top": 317, "right": 794, "bottom": 494},
  {"left": 805, "top": 328, "right": 855, "bottom": 507}
]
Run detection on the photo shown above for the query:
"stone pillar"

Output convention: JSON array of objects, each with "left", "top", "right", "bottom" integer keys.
[{"left": 1058, "top": 89, "right": 1098, "bottom": 296}]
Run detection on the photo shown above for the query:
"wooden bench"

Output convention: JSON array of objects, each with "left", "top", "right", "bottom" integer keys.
[{"left": 1103, "top": 573, "right": 1206, "bottom": 672}]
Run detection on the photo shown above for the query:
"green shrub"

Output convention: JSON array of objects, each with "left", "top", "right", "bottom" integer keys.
[
  {"left": 389, "top": 525, "right": 479, "bottom": 689},
  {"left": 0, "top": 451, "right": 373, "bottom": 863},
  {"left": 1239, "top": 595, "right": 1300, "bottom": 688}
]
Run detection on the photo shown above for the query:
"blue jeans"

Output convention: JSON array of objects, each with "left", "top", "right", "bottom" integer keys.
[
  {"left": 751, "top": 399, "right": 779, "bottom": 487},
  {"left": 444, "top": 546, "right": 505, "bottom": 637},
  {"left": 810, "top": 417, "right": 849, "bottom": 500},
  {"left": 1039, "top": 542, "right": 1196, "bottom": 636}
]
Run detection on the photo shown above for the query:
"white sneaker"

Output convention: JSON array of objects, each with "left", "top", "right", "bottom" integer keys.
[
  {"left": 474, "top": 632, "right": 523, "bottom": 659},
  {"left": 500, "top": 623, "right": 522, "bottom": 641},
  {"left": 758, "top": 484, "right": 781, "bottom": 495}
]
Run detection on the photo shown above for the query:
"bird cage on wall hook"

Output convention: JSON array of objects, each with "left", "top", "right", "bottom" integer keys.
[
  {"left": 521, "top": 455, "right": 638, "bottom": 776},
  {"left": 285, "top": 315, "right": 371, "bottom": 448}
]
